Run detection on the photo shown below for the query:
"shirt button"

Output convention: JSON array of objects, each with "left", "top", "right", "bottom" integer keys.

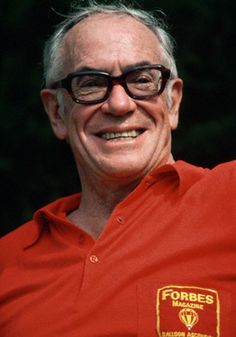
[
  {"left": 116, "top": 216, "right": 124, "bottom": 224},
  {"left": 89, "top": 255, "right": 99, "bottom": 264}
]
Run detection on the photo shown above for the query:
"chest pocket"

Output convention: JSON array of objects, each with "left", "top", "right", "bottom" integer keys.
[{"left": 137, "top": 283, "right": 233, "bottom": 337}]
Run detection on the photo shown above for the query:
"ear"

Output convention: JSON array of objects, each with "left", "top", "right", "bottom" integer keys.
[
  {"left": 40, "top": 89, "right": 68, "bottom": 140},
  {"left": 167, "top": 78, "right": 183, "bottom": 130}
]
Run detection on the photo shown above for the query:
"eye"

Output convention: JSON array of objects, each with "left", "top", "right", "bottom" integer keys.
[
  {"left": 126, "top": 68, "right": 163, "bottom": 95},
  {"left": 76, "top": 76, "right": 107, "bottom": 89},
  {"left": 128, "top": 69, "right": 161, "bottom": 85},
  {"left": 133, "top": 76, "right": 152, "bottom": 84},
  {"left": 130, "top": 72, "right": 152, "bottom": 83},
  {"left": 127, "top": 71, "right": 157, "bottom": 90}
]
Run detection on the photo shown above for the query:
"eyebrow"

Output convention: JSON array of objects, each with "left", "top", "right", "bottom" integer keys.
[
  {"left": 75, "top": 61, "right": 153, "bottom": 74},
  {"left": 123, "top": 61, "right": 152, "bottom": 73}
]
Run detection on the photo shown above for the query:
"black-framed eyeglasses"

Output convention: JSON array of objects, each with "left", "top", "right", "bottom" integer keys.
[{"left": 49, "top": 64, "right": 171, "bottom": 105}]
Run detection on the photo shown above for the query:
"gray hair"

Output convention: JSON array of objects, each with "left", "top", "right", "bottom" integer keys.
[{"left": 43, "top": 1, "right": 178, "bottom": 88}]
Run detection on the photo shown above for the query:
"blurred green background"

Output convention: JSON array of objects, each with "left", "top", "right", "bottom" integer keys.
[{"left": 1, "top": 0, "right": 235, "bottom": 236}]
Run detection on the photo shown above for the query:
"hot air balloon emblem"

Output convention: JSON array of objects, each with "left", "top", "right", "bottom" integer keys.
[{"left": 179, "top": 308, "right": 199, "bottom": 330}]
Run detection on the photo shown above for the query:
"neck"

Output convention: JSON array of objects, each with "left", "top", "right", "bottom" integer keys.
[
  {"left": 69, "top": 154, "right": 175, "bottom": 238},
  {"left": 68, "top": 174, "right": 140, "bottom": 239}
]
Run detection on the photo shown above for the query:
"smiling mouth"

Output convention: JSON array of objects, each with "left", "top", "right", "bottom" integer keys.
[{"left": 99, "top": 129, "right": 144, "bottom": 141}]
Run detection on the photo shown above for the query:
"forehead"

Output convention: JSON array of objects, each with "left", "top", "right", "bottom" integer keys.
[{"left": 62, "top": 14, "right": 162, "bottom": 73}]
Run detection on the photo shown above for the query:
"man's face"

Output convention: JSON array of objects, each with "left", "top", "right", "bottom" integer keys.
[{"left": 42, "top": 14, "right": 182, "bottom": 184}]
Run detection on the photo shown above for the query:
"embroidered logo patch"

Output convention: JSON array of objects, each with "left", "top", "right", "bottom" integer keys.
[{"left": 156, "top": 285, "right": 220, "bottom": 337}]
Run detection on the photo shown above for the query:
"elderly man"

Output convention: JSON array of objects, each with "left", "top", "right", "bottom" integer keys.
[{"left": 1, "top": 2, "right": 235, "bottom": 337}]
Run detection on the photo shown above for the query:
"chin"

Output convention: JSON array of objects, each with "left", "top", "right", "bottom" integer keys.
[{"left": 100, "top": 161, "right": 151, "bottom": 180}]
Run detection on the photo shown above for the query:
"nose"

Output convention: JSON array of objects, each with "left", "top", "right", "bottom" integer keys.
[{"left": 100, "top": 84, "right": 136, "bottom": 116}]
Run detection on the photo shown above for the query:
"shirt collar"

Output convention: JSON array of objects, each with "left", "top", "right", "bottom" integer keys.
[
  {"left": 23, "top": 194, "right": 81, "bottom": 249},
  {"left": 173, "top": 160, "right": 208, "bottom": 195},
  {"left": 23, "top": 161, "right": 207, "bottom": 248},
  {"left": 147, "top": 160, "right": 207, "bottom": 195},
  {"left": 22, "top": 219, "right": 44, "bottom": 249}
]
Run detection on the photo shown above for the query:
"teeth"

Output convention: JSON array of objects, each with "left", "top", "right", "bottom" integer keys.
[{"left": 101, "top": 130, "right": 142, "bottom": 140}]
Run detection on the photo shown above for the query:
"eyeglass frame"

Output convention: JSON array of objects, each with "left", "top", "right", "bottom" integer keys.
[{"left": 49, "top": 64, "right": 171, "bottom": 105}]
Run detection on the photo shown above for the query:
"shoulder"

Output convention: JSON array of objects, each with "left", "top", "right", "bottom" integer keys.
[
  {"left": 173, "top": 160, "right": 236, "bottom": 196},
  {"left": 210, "top": 160, "right": 236, "bottom": 175},
  {"left": 178, "top": 159, "right": 236, "bottom": 180},
  {"left": 0, "top": 193, "right": 80, "bottom": 270},
  {"left": 204, "top": 160, "right": 236, "bottom": 186},
  {"left": 204, "top": 161, "right": 236, "bottom": 200},
  {"left": 0, "top": 220, "right": 35, "bottom": 270},
  {"left": 186, "top": 160, "right": 236, "bottom": 205}
]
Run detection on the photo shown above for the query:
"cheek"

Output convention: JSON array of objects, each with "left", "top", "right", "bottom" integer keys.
[
  {"left": 65, "top": 107, "right": 95, "bottom": 144},
  {"left": 138, "top": 99, "right": 170, "bottom": 125}
]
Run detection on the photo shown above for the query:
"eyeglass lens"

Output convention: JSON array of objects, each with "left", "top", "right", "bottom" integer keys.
[{"left": 71, "top": 75, "right": 108, "bottom": 101}]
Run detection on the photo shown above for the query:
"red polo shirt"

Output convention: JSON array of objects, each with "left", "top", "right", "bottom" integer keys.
[{"left": 1, "top": 161, "right": 236, "bottom": 337}]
